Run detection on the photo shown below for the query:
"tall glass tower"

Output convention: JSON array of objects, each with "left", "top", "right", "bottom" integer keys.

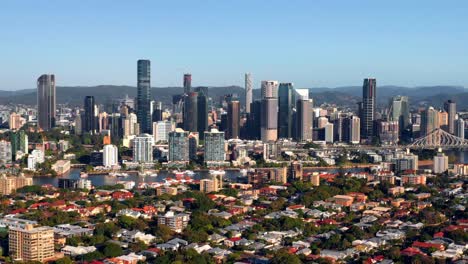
[
  {"left": 361, "top": 78, "right": 376, "bottom": 141},
  {"left": 278, "top": 83, "right": 294, "bottom": 139},
  {"left": 137, "top": 60, "right": 152, "bottom": 133},
  {"left": 37, "top": 74, "right": 56, "bottom": 131}
]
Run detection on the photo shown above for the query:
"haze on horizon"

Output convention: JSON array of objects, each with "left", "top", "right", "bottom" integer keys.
[{"left": 1, "top": 0, "right": 467, "bottom": 90}]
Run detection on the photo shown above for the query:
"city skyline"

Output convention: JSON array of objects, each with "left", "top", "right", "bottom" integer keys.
[{"left": 1, "top": 1, "right": 468, "bottom": 90}]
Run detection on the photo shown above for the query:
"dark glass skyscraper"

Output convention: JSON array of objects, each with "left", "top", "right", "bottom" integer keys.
[
  {"left": 137, "top": 60, "right": 152, "bottom": 133},
  {"left": 196, "top": 87, "right": 208, "bottom": 139},
  {"left": 83, "top": 96, "right": 96, "bottom": 134},
  {"left": 278, "top": 83, "right": 294, "bottom": 138},
  {"left": 184, "top": 74, "right": 192, "bottom": 94},
  {"left": 361, "top": 78, "right": 376, "bottom": 141},
  {"left": 37, "top": 74, "right": 56, "bottom": 131},
  {"left": 183, "top": 92, "right": 198, "bottom": 132},
  {"left": 444, "top": 100, "right": 456, "bottom": 134}
]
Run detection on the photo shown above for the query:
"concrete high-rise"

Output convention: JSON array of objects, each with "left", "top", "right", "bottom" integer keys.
[
  {"left": 168, "top": 128, "right": 189, "bottom": 162},
  {"left": 183, "top": 92, "right": 198, "bottom": 132},
  {"left": 9, "top": 225, "right": 54, "bottom": 262},
  {"left": 137, "top": 60, "right": 152, "bottom": 134},
  {"left": 183, "top": 73, "right": 192, "bottom": 94},
  {"left": 132, "top": 134, "right": 154, "bottom": 163},
  {"left": 295, "top": 90, "right": 313, "bottom": 142},
  {"left": 204, "top": 129, "right": 225, "bottom": 162},
  {"left": 444, "top": 100, "right": 456, "bottom": 134},
  {"left": 103, "top": 144, "right": 118, "bottom": 168},
  {"left": 421, "top": 107, "right": 439, "bottom": 136},
  {"left": 37, "top": 74, "right": 56, "bottom": 131},
  {"left": 455, "top": 118, "right": 465, "bottom": 139},
  {"left": 278, "top": 83, "right": 294, "bottom": 139},
  {"left": 260, "top": 81, "right": 279, "bottom": 142},
  {"left": 361, "top": 78, "right": 376, "bottom": 141},
  {"left": 153, "top": 120, "right": 174, "bottom": 143},
  {"left": 226, "top": 95, "right": 240, "bottom": 139},
  {"left": 343, "top": 116, "right": 360, "bottom": 144},
  {"left": 245, "top": 73, "right": 253, "bottom": 113},
  {"left": 83, "top": 96, "right": 96, "bottom": 134}
]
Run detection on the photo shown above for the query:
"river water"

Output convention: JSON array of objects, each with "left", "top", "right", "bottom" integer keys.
[{"left": 33, "top": 150, "right": 468, "bottom": 187}]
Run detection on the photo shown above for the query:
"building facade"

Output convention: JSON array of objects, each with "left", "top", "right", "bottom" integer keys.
[
  {"left": 137, "top": 60, "right": 152, "bottom": 133},
  {"left": 37, "top": 74, "right": 56, "bottom": 131},
  {"left": 361, "top": 78, "right": 376, "bottom": 141},
  {"left": 204, "top": 129, "right": 225, "bottom": 162},
  {"left": 133, "top": 134, "right": 154, "bottom": 163},
  {"left": 168, "top": 129, "right": 189, "bottom": 162},
  {"left": 9, "top": 225, "right": 55, "bottom": 262}
]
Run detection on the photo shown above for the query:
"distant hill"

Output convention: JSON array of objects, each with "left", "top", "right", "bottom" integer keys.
[{"left": 0, "top": 85, "right": 466, "bottom": 110}]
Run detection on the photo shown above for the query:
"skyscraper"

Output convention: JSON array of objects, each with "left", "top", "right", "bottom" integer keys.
[
  {"left": 260, "top": 81, "right": 279, "bottom": 142},
  {"left": 83, "top": 96, "right": 96, "bottom": 134},
  {"left": 183, "top": 92, "right": 198, "bottom": 132},
  {"left": 361, "top": 78, "right": 376, "bottom": 141},
  {"left": 204, "top": 129, "right": 225, "bottom": 162},
  {"left": 455, "top": 118, "right": 465, "bottom": 139},
  {"left": 421, "top": 107, "right": 439, "bottom": 136},
  {"left": 169, "top": 128, "right": 189, "bottom": 162},
  {"left": 132, "top": 134, "right": 154, "bottom": 163},
  {"left": 103, "top": 144, "right": 118, "bottom": 168},
  {"left": 37, "top": 74, "right": 56, "bottom": 131},
  {"left": 137, "top": 60, "right": 152, "bottom": 133},
  {"left": 278, "top": 83, "right": 294, "bottom": 139},
  {"left": 295, "top": 89, "right": 313, "bottom": 141},
  {"left": 183, "top": 73, "right": 192, "bottom": 94},
  {"left": 196, "top": 87, "right": 208, "bottom": 139},
  {"left": 390, "top": 95, "right": 409, "bottom": 134},
  {"left": 152, "top": 101, "right": 163, "bottom": 122},
  {"left": 343, "top": 116, "right": 360, "bottom": 144},
  {"left": 248, "top": 100, "right": 262, "bottom": 140},
  {"left": 444, "top": 100, "right": 456, "bottom": 134},
  {"left": 226, "top": 95, "right": 240, "bottom": 139},
  {"left": 245, "top": 73, "right": 252, "bottom": 113}
]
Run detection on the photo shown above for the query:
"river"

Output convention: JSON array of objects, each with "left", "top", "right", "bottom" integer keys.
[{"left": 32, "top": 150, "right": 468, "bottom": 187}]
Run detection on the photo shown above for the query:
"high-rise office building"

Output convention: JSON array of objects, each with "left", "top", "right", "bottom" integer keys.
[
  {"left": 204, "top": 129, "right": 225, "bottom": 162},
  {"left": 260, "top": 81, "right": 279, "bottom": 142},
  {"left": 132, "top": 134, "right": 154, "bottom": 163},
  {"left": 123, "top": 113, "right": 139, "bottom": 136},
  {"left": 248, "top": 100, "right": 262, "bottom": 140},
  {"left": 421, "top": 107, "right": 439, "bottom": 136},
  {"left": 433, "top": 150, "right": 448, "bottom": 174},
  {"left": 37, "top": 74, "right": 56, "bottom": 131},
  {"left": 444, "top": 100, "right": 456, "bottom": 134},
  {"left": 455, "top": 118, "right": 465, "bottom": 139},
  {"left": 245, "top": 73, "right": 253, "bottom": 113},
  {"left": 361, "top": 78, "right": 376, "bottom": 141},
  {"left": 153, "top": 120, "right": 174, "bottom": 143},
  {"left": 83, "top": 96, "right": 96, "bottom": 134},
  {"left": 226, "top": 95, "right": 240, "bottom": 139},
  {"left": 343, "top": 116, "right": 360, "bottom": 144},
  {"left": 11, "top": 130, "right": 28, "bottom": 160},
  {"left": 324, "top": 122, "right": 334, "bottom": 143},
  {"left": 137, "top": 60, "right": 152, "bottom": 133},
  {"left": 390, "top": 95, "right": 409, "bottom": 134},
  {"left": 9, "top": 225, "right": 54, "bottom": 262},
  {"left": 188, "top": 132, "right": 199, "bottom": 161},
  {"left": 196, "top": 88, "right": 208, "bottom": 139},
  {"left": 152, "top": 101, "right": 163, "bottom": 122},
  {"left": 183, "top": 74, "right": 192, "bottom": 94},
  {"left": 168, "top": 128, "right": 189, "bottom": 162},
  {"left": 295, "top": 97, "right": 313, "bottom": 141},
  {"left": 278, "top": 83, "right": 294, "bottom": 139},
  {"left": 183, "top": 92, "right": 198, "bottom": 132},
  {"left": 103, "top": 144, "right": 118, "bottom": 168},
  {"left": 9, "top": 112, "right": 25, "bottom": 130}
]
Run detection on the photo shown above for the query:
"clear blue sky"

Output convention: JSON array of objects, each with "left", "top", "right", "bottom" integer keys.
[{"left": 1, "top": 0, "right": 467, "bottom": 90}]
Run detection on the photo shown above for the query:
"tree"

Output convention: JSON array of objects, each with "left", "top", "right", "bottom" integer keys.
[
  {"left": 270, "top": 249, "right": 302, "bottom": 264},
  {"left": 54, "top": 256, "right": 73, "bottom": 264},
  {"left": 154, "top": 224, "right": 174, "bottom": 242},
  {"left": 103, "top": 242, "right": 123, "bottom": 258}
]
